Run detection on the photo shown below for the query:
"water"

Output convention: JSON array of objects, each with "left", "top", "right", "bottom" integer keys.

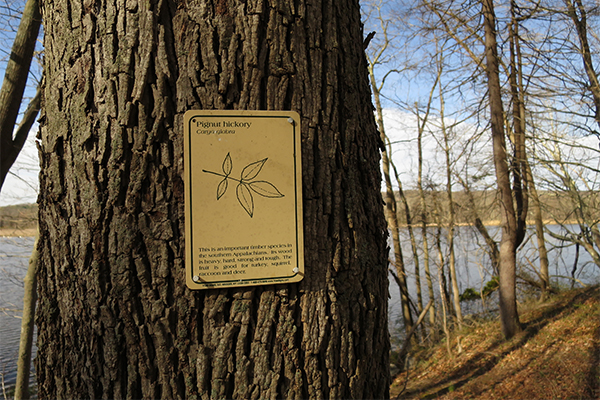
[
  {"left": 0, "top": 236, "right": 37, "bottom": 393},
  {"left": 388, "top": 224, "right": 600, "bottom": 339}
]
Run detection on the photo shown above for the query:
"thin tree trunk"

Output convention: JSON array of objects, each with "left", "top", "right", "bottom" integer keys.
[
  {"left": 431, "top": 191, "right": 455, "bottom": 318},
  {"left": 437, "top": 232, "right": 452, "bottom": 357},
  {"left": 395, "top": 300, "right": 433, "bottom": 370},
  {"left": 528, "top": 168, "right": 550, "bottom": 297},
  {"left": 456, "top": 175, "right": 500, "bottom": 275},
  {"left": 509, "top": 2, "right": 549, "bottom": 298},
  {"left": 438, "top": 77, "right": 462, "bottom": 328},
  {"left": 482, "top": 0, "right": 522, "bottom": 339},
  {"left": 416, "top": 103, "right": 437, "bottom": 337},
  {"left": 370, "top": 79, "right": 414, "bottom": 336},
  {"left": 508, "top": 2, "right": 528, "bottom": 250},
  {"left": 14, "top": 235, "right": 38, "bottom": 400},
  {"left": 391, "top": 162, "right": 423, "bottom": 325},
  {"left": 36, "top": 1, "right": 390, "bottom": 398},
  {"left": 572, "top": 240, "right": 580, "bottom": 289}
]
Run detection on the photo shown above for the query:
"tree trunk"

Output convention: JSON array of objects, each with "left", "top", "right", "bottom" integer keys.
[
  {"left": 14, "top": 235, "right": 38, "bottom": 400},
  {"left": 36, "top": 1, "right": 390, "bottom": 399},
  {"left": 391, "top": 163, "right": 422, "bottom": 331},
  {"left": 565, "top": 0, "right": 600, "bottom": 131},
  {"left": 0, "top": 0, "right": 41, "bottom": 190},
  {"left": 508, "top": 2, "right": 528, "bottom": 250},
  {"left": 436, "top": 226, "right": 452, "bottom": 357},
  {"left": 509, "top": 3, "right": 549, "bottom": 298},
  {"left": 456, "top": 175, "right": 500, "bottom": 275},
  {"left": 482, "top": 0, "right": 522, "bottom": 339},
  {"left": 438, "top": 80, "right": 462, "bottom": 328},
  {"left": 369, "top": 73, "right": 414, "bottom": 336},
  {"left": 416, "top": 105, "right": 436, "bottom": 336}
]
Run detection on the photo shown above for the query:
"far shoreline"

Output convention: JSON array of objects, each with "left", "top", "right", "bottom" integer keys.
[
  {"left": 0, "top": 219, "right": 580, "bottom": 237},
  {"left": 0, "top": 228, "right": 38, "bottom": 237}
]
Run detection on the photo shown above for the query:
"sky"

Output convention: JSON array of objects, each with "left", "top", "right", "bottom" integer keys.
[{"left": 0, "top": 132, "right": 39, "bottom": 206}]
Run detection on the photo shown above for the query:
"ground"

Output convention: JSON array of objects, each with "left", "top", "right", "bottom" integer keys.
[{"left": 392, "top": 285, "right": 600, "bottom": 400}]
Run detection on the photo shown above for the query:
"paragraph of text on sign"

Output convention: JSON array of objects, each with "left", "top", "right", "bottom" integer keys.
[{"left": 197, "top": 243, "right": 294, "bottom": 278}]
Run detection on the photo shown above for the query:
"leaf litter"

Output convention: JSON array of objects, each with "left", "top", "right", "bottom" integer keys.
[{"left": 392, "top": 285, "right": 600, "bottom": 400}]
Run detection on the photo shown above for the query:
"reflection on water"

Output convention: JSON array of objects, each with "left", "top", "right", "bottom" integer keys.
[{"left": 0, "top": 236, "right": 36, "bottom": 392}]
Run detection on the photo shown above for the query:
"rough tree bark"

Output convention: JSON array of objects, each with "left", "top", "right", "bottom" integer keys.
[{"left": 35, "top": 0, "right": 390, "bottom": 399}]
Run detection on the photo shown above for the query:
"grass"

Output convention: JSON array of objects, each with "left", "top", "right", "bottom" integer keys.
[{"left": 391, "top": 285, "right": 600, "bottom": 399}]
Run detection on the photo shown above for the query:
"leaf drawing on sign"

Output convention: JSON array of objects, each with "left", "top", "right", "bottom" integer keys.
[
  {"left": 217, "top": 178, "right": 228, "bottom": 200},
  {"left": 248, "top": 181, "right": 284, "bottom": 198},
  {"left": 222, "top": 153, "right": 232, "bottom": 175},
  {"left": 202, "top": 154, "right": 284, "bottom": 217},
  {"left": 236, "top": 183, "right": 254, "bottom": 217},
  {"left": 241, "top": 158, "right": 267, "bottom": 180}
]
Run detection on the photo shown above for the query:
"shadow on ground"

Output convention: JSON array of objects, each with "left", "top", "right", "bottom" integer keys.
[{"left": 391, "top": 285, "right": 600, "bottom": 400}]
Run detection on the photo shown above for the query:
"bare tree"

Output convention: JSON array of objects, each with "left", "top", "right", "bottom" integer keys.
[
  {"left": 564, "top": 0, "right": 600, "bottom": 131},
  {"left": 437, "top": 86, "right": 463, "bottom": 328},
  {"left": 416, "top": 110, "right": 438, "bottom": 334},
  {"left": 0, "top": 0, "right": 41, "bottom": 191},
  {"left": 482, "top": 0, "right": 523, "bottom": 339},
  {"left": 506, "top": 0, "right": 551, "bottom": 299},
  {"left": 538, "top": 134, "right": 600, "bottom": 268}
]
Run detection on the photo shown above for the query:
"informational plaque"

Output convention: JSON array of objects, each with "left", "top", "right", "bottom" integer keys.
[{"left": 184, "top": 110, "right": 304, "bottom": 289}]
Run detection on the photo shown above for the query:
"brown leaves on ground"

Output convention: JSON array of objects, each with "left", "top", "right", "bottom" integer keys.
[{"left": 392, "top": 285, "right": 600, "bottom": 400}]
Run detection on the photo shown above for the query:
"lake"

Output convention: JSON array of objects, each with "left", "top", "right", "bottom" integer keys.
[{"left": 0, "top": 236, "right": 37, "bottom": 392}]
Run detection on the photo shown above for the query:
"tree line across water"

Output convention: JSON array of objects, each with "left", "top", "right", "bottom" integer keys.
[{"left": 3, "top": 190, "right": 597, "bottom": 231}]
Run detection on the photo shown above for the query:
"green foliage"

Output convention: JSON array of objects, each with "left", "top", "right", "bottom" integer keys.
[
  {"left": 459, "top": 287, "right": 480, "bottom": 302},
  {"left": 482, "top": 276, "right": 500, "bottom": 298},
  {"left": 460, "top": 277, "right": 500, "bottom": 302}
]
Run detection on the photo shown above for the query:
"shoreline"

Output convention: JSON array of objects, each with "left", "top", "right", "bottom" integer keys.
[
  {"left": 0, "top": 219, "right": 581, "bottom": 237},
  {"left": 397, "top": 219, "right": 579, "bottom": 228},
  {"left": 0, "top": 228, "right": 38, "bottom": 237}
]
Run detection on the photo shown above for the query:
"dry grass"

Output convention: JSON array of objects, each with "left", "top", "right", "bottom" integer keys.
[{"left": 392, "top": 285, "right": 600, "bottom": 400}]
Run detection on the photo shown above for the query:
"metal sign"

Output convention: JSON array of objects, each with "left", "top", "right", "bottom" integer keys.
[{"left": 184, "top": 110, "right": 304, "bottom": 289}]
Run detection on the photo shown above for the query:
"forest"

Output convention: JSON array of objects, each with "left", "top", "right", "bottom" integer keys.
[
  {"left": 0, "top": 0, "right": 599, "bottom": 398},
  {"left": 362, "top": 0, "right": 600, "bottom": 348}
]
